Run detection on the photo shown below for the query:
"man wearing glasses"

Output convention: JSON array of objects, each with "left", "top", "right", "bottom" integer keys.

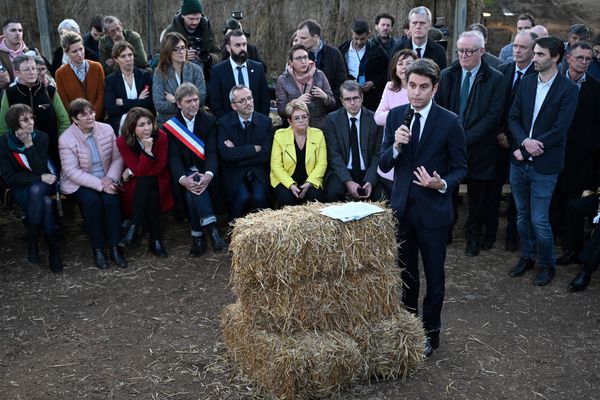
[
  {"left": 552, "top": 41, "right": 600, "bottom": 270},
  {"left": 208, "top": 30, "right": 269, "bottom": 119},
  {"left": 217, "top": 85, "right": 273, "bottom": 219},
  {"left": 323, "top": 80, "right": 383, "bottom": 201},
  {"left": 435, "top": 30, "right": 504, "bottom": 257}
]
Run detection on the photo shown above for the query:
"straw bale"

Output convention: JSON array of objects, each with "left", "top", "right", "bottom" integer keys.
[
  {"left": 222, "top": 303, "right": 363, "bottom": 399},
  {"left": 236, "top": 266, "right": 402, "bottom": 334},
  {"left": 230, "top": 202, "right": 397, "bottom": 290},
  {"left": 351, "top": 309, "right": 426, "bottom": 380}
]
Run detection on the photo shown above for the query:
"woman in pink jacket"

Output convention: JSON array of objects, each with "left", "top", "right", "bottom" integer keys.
[{"left": 59, "top": 98, "right": 126, "bottom": 269}]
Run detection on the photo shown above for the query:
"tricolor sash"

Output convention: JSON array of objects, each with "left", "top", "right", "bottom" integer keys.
[
  {"left": 163, "top": 117, "right": 206, "bottom": 160},
  {"left": 12, "top": 152, "right": 57, "bottom": 175}
]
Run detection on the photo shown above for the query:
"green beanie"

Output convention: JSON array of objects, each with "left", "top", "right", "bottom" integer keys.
[{"left": 181, "top": 0, "right": 203, "bottom": 15}]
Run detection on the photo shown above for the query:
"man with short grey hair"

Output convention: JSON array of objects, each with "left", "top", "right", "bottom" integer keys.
[{"left": 98, "top": 16, "right": 148, "bottom": 73}]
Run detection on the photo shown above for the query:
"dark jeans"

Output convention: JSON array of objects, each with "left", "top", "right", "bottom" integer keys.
[
  {"left": 274, "top": 184, "right": 323, "bottom": 206},
  {"left": 229, "top": 176, "right": 271, "bottom": 219},
  {"left": 510, "top": 163, "right": 558, "bottom": 269},
  {"left": 397, "top": 201, "right": 448, "bottom": 336},
  {"left": 131, "top": 176, "right": 161, "bottom": 240},
  {"left": 185, "top": 189, "right": 217, "bottom": 235},
  {"left": 72, "top": 187, "right": 121, "bottom": 249},
  {"left": 464, "top": 178, "right": 495, "bottom": 243},
  {"left": 13, "top": 181, "right": 57, "bottom": 236}
]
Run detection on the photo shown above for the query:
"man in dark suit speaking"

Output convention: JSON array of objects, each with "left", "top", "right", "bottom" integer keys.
[{"left": 379, "top": 59, "right": 467, "bottom": 357}]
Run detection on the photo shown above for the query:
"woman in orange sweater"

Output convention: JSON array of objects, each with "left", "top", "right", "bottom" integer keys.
[{"left": 56, "top": 31, "right": 105, "bottom": 120}]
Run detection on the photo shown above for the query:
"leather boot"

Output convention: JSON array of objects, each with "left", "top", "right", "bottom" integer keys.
[
  {"left": 110, "top": 246, "right": 128, "bottom": 268},
  {"left": 189, "top": 234, "right": 207, "bottom": 257},
  {"left": 27, "top": 223, "right": 40, "bottom": 263},
  {"left": 93, "top": 249, "right": 108, "bottom": 269},
  {"left": 149, "top": 239, "right": 168, "bottom": 257},
  {"left": 207, "top": 224, "right": 228, "bottom": 252},
  {"left": 118, "top": 224, "right": 138, "bottom": 248},
  {"left": 45, "top": 234, "right": 63, "bottom": 273}
]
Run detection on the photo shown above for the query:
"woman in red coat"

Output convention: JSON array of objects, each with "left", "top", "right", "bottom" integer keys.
[{"left": 116, "top": 107, "right": 173, "bottom": 257}]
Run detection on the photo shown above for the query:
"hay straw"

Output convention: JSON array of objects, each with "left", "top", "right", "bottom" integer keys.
[
  {"left": 229, "top": 202, "right": 397, "bottom": 289},
  {"left": 236, "top": 267, "right": 402, "bottom": 334},
  {"left": 222, "top": 303, "right": 363, "bottom": 399}
]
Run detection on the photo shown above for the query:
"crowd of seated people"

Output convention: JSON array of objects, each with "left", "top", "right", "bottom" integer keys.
[{"left": 0, "top": 2, "right": 598, "bottom": 296}]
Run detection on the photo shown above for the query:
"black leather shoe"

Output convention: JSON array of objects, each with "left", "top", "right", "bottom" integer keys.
[
  {"left": 465, "top": 241, "right": 480, "bottom": 257},
  {"left": 533, "top": 268, "right": 555, "bottom": 286},
  {"left": 109, "top": 246, "right": 128, "bottom": 268},
  {"left": 423, "top": 338, "right": 434, "bottom": 359},
  {"left": 504, "top": 238, "right": 518, "bottom": 252},
  {"left": 93, "top": 249, "right": 108, "bottom": 269},
  {"left": 118, "top": 224, "right": 138, "bottom": 248},
  {"left": 208, "top": 225, "right": 228, "bottom": 252},
  {"left": 446, "top": 231, "right": 453, "bottom": 245},
  {"left": 510, "top": 257, "right": 535, "bottom": 277},
  {"left": 481, "top": 240, "right": 494, "bottom": 251},
  {"left": 189, "top": 235, "right": 207, "bottom": 257},
  {"left": 46, "top": 234, "right": 63, "bottom": 274},
  {"left": 557, "top": 250, "right": 578, "bottom": 266},
  {"left": 568, "top": 269, "right": 592, "bottom": 291},
  {"left": 428, "top": 334, "right": 440, "bottom": 349},
  {"left": 149, "top": 240, "right": 168, "bottom": 258}
]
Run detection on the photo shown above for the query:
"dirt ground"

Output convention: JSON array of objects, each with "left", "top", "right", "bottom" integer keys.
[{"left": 1, "top": 199, "right": 599, "bottom": 400}]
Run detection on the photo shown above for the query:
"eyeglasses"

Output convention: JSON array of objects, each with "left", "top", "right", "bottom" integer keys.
[
  {"left": 19, "top": 67, "right": 37, "bottom": 73},
  {"left": 571, "top": 55, "right": 593, "bottom": 63},
  {"left": 232, "top": 95, "right": 253, "bottom": 104},
  {"left": 19, "top": 115, "right": 34, "bottom": 123},
  {"left": 456, "top": 48, "right": 480, "bottom": 57},
  {"left": 293, "top": 55, "right": 309, "bottom": 62},
  {"left": 292, "top": 115, "right": 309, "bottom": 121},
  {"left": 172, "top": 46, "right": 187, "bottom": 53},
  {"left": 342, "top": 96, "right": 362, "bottom": 103}
]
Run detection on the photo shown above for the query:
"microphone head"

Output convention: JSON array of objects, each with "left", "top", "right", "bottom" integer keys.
[{"left": 403, "top": 107, "right": 415, "bottom": 126}]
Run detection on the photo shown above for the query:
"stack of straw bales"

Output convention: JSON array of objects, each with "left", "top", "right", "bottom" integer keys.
[{"left": 222, "top": 202, "right": 425, "bottom": 399}]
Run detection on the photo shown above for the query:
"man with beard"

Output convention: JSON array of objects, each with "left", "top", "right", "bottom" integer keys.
[
  {"left": 0, "top": 19, "right": 28, "bottom": 90},
  {"left": 98, "top": 16, "right": 148, "bottom": 74},
  {"left": 372, "top": 13, "right": 396, "bottom": 57},
  {"left": 208, "top": 30, "right": 269, "bottom": 119}
]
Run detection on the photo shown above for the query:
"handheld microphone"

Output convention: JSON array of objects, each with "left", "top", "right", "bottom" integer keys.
[{"left": 400, "top": 107, "right": 414, "bottom": 150}]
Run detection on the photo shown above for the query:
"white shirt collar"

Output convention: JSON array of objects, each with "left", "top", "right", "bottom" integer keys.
[
  {"left": 229, "top": 57, "right": 247, "bottom": 70},
  {"left": 346, "top": 109, "right": 362, "bottom": 121},
  {"left": 412, "top": 99, "right": 433, "bottom": 120}
]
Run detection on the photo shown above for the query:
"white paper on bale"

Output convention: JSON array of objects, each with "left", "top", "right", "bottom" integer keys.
[{"left": 319, "top": 202, "right": 385, "bottom": 222}]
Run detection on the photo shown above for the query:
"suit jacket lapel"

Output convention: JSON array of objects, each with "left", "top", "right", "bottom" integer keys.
[
  {"left": 536, "top": 74, "right": 561, "bottom": 118},
  {"left": 134, "top": 69, "right": 144, "bottom": 92},
  {"left": 414, "top": 103, "right": 437, "bottom": 159},
  {"left": 358, "top": 110, "right": 369, "bottom": 164},
  {"left": 337, "top": 111, "right": 350, "bottom": 162}
]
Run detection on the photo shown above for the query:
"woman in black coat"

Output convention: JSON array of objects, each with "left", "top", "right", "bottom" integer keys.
[{"left": 0, "top": 104, "right": 62, "bottom": 272}]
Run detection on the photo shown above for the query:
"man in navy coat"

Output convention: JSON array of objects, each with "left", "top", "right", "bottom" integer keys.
[
  {"left": 217, "top": 85, "right": 273, "bottom": 219},
  {"left": 208, "top": 30, "right": 270, "bottom": 119},
  {"left": 379, "top": 59, "right": 467, "bottom": 357},
  {"left": 507, "top": 36, "right": 578, "bottom": 286}
]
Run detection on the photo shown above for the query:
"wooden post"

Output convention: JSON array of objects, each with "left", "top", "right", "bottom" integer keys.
[
  {"left": 35, "top": 0, "right": 52, "bottom": 59},
  {"left": 146, "top": 0, "right": 154, "bottom": 56}
]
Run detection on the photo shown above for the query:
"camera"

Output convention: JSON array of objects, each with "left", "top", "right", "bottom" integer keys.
[
  {"left": 188, "top": 37, "right": 211, "bottom": 63},
  {"left": 231, "top": 11, "right": 243, "bottom": 20}
]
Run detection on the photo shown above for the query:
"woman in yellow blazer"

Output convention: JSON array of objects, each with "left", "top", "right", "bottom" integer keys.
[{"left": 270, "top": 99, "right": 327, "bottom": 206}]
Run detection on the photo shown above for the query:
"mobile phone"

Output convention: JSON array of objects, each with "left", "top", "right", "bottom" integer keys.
[{"left": 357, "top": 188, "right": 366, "bottom": 196}]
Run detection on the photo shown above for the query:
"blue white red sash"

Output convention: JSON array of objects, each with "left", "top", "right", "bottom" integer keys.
[
  {"left": 163, "top": 117, "right": 206, "bottom": 160},
  {"left": 12, "top": 152, "right": 57, "bottom": 175}
]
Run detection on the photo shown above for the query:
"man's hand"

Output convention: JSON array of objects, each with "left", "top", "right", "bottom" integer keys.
[
  {"left": 496, "top": 133, "right": 510, "bottom": 149},
  {"left": 413, "top": 166, "right": 444, "bottom": 190},
  {"left": 523, "top": 138, "right": 544, "bottom": 156},
  {"left": 180, "top": 173, "right": 203, "bottom": 195},
  {"left": 394, "top": 124, "right": 410, "bottom": 151},
  {"left": 196, "top": 173, "right": 212, "bottom": 194},
  {"left": 361, "top": 182, "right": 372, "bottom": 198},
  {"left": 345, "top": 181, "right": 362, "bottom": 199},
  {"left": 224, "top": 139, "right": 235, "bottom": 148},
  {"left": 362, "top": 81, "right": 374, "bottom": 92},
  {"left": 513, "top": 149, "right": 525, "bottom": 161}
]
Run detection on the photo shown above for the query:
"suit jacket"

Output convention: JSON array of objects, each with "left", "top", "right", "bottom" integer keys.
[
  {"left": 270, "top": 127, "right": 327, "bottom": 189},
  {"left": 208, "top": 59, "right": 270, "bottom": 119},
  {"left": 338, "top": 39, "right": 389, "bottom": 111},
  {"left": 167, "top": 111, "right": 218, "bottom": 182},
  {"left": 496, "top": 61, "right": 537, "bottom": 139},
  {"left": 104, "top": 67, "right": 154, "bottom": 134},
  {"left": 436, "top": 59, "right": 505, "bottom": 179},
  {"left": 217, "top": 111, "right": 274, "bottom": 201},
  {"left": 323, "top": 106, "right": 383, "bottom": 185},
  {"left": 379, "top": 101, "right": 467, "bottom": 228},
  {"left": 392, "top": 38, "right": 448, "bottom": 70},
  {"left": 557, "top": 74, "right": 600, "bottom": 192},
  {"left": 508, "top": 72, "right": 579, "bottom": 174}
]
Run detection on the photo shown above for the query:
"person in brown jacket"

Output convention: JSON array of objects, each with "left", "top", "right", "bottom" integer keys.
[{"left": 55, "top": 31, "right": 105, "bottom": 120}]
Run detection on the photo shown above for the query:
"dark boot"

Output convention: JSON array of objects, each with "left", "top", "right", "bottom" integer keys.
[
  {"left": 207, "top": 224, "right": 228, "bottom": 252},
  {"left": 45, "top": 234, "right": 63, "bottom": 273},
  {"left": 189, "top": 234, "right": 207, "bottom": 257},
  {"left": 118, "top": 224, "right": 138, "bottom": 248},
  {"left": 109, "top": 246, "right": 128, "bottom": 268},
  {"left": 93, "top": 249, "right": 108, "bottom": 269},
  {"left": 27, "top": 223, "right": 40, "bottom": 264},
  {"left": 149, "top": 239, "right": 168, "bottom": 257}
]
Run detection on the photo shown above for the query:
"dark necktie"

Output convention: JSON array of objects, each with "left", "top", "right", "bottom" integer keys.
[
  {"left": 459, "top": 71, "right": 472, "bottom": 117},
  {"left": 236, "top": 66, "right": 245, "bottom": 86},
  {"left": 349, "top": 117, "right": 361, "bottom": 177},
  {"left": 416, "top": 47, "right": 422, "bottom": 59},
  {"left": 410, "top": 112, "right": 421, "bottom": 154},
  {"left": 511, "top": 70, "right": 523, "bottom": 98},
  {"left": 243, "top": 120, "right": 250, "bottom": 131}
]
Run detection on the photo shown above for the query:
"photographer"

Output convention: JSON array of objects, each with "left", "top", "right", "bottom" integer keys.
[{"left": 164, "top": 0, "right": 221, "bottom": 81}]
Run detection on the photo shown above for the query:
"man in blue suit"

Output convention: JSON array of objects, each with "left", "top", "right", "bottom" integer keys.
[
  {"left": 217, "top": 85, "right": 273, "bottom": 219},
  {"left": 508, "top": 36, "right": 578, "bottom": 286},
  {"left": 208, "top": 30, "right": 270, "bottom": 119},
  {"left": 379, "top": 59, "right": 467, "bottom": 357}
]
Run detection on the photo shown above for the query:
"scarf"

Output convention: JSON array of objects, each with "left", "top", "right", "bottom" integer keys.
[
  {"left": 287, "top": 61, "right": 316, "bottom": 93},
  {"left": 69, "top": 60, "right": 89, "bottom": 82},
  {"left": 0, "top": 37, "right": 27, "bottom": 60}
]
